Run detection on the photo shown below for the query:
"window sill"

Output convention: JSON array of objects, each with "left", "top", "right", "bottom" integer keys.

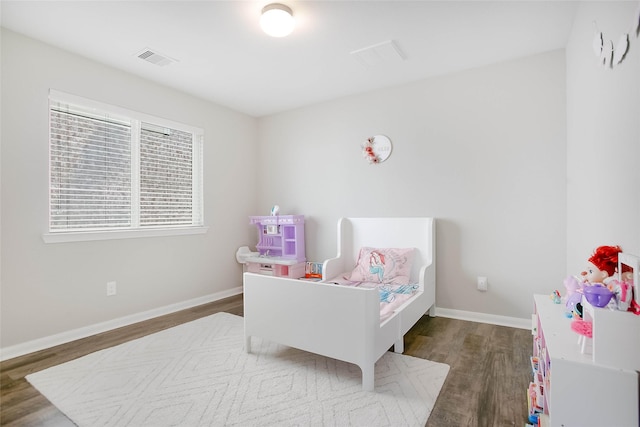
[{"left": 42, "top": 226, "right": 209, "bottom": 244}]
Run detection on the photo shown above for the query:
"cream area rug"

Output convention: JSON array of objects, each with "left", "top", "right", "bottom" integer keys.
[{"left": 27, "top": 312, "right": 449, "bottom": 427}]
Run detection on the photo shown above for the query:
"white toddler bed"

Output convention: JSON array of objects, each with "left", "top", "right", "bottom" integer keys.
[{"left": 243, "top": 217, "right": 436, "bottom": 391}]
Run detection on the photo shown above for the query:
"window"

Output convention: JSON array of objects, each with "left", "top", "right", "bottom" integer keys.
[{"left": 46, "top": 90, "right": 204, "bottom": 242}]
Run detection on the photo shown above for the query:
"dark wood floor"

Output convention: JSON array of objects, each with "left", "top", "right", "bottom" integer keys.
[{"left": 0, "top": 294, "right": 532, "bottom": 427}]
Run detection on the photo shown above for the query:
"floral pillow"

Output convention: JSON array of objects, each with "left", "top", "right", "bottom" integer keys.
[{"left": 346, "top": 247, "right": 415, "bottom": 284}]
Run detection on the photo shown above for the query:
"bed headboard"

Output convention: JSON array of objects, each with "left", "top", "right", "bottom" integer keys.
[{"left": 335, "top": 217, "right": 435, "bottom": 284}]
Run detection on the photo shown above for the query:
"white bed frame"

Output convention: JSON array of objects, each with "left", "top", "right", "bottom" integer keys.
[{"left": 243, "top": 217, "right": 436, "bottom": 391}]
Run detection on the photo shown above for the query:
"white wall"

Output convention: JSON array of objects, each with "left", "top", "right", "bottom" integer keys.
[
  {"left": 257, "top": 50, "right": 567, "bottom": 320},
  {"left": 0, "top": 29, "right": 258, "bottom": 349},
  {"left": 5, "top": 1, "right": 637, "bottom": 353},
  {"left": 566, "top": 2, "right": 640, "bottom": 274}
]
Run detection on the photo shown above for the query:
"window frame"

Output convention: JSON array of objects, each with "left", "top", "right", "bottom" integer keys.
[{"left": 43, "top": 90, "right": 207, "bottom": 243}]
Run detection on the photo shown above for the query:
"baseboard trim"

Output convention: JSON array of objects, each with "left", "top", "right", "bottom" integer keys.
[
  {"left": 0, "top": 287, "right": 243, "bottom": 362},
  {"left": 435, "top": 307, "right": 531, "bottom": 330},
  {"left": 2, "top": 295, "right": 530, "bottom": 362}
]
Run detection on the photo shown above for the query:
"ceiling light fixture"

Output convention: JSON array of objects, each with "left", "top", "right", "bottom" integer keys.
[{"left": 260, "top": 3, "right": 295, "bottom": 37}]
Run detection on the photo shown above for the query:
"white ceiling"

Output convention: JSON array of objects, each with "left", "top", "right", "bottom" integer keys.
[{"left": 1, "top": 1, "right": 580, "bottom": 117}]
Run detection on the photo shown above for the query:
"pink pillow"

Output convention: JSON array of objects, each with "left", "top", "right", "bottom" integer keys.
[{"left": 347, "top": 247, "right": 415, "bottom": 284}]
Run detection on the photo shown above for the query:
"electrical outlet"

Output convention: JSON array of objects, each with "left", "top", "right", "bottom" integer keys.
[
  {"left": 477, "top": 276, "right": 488, "bottom": 292},
  {"left": 107, "top": 281, "right": 117, "bottom": 296}
]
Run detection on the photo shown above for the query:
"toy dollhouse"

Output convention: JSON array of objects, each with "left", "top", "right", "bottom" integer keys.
[{"left": 236, "top": 214, "right": 306, "bottom": 279}]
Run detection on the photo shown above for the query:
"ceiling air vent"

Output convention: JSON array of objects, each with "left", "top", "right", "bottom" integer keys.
[
  {"left": 350, "top": 40, "right": 405, "bottom": 67},
  {"left": 136, "top": 48, "right": 176, "bottom": 67}
]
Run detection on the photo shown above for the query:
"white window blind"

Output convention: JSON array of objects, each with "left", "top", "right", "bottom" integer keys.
[
  {"left": 50, "top": 103, "right": 132, "bottom": 230},
  {"left": 139, "top": 123, "right": 195, "bottom": 227},
  {"left": 48, "top": 91, "right": 204, "bottom": 235}
]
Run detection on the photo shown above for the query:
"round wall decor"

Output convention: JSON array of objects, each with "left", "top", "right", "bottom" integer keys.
[{"left": 362, "top": 135, "right": 392, "bottom": 164}]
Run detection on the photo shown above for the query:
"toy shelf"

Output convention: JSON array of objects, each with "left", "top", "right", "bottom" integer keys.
[
  {"left": 582, "top": 300, "right": 640, "bottom": 372},
  {"left": 580, "top": 252, "right": 640, "bottom": 372},
  {"left": 530, "top": 295, "right": 638, "bottom": 427}
]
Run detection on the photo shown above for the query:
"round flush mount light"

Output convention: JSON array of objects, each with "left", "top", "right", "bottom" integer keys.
[{"left": 260, "top": 3, "right": 295, "bottom": 37}]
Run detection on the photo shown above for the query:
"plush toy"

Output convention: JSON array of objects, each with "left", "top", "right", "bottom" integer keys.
[
  {"left": 581, "top": 245, "right": 622, "bottom": 285},
  {"left": 579, "top": 245, "right": 636, "bottom": 311},
  {"left": 563, "top": 245, "right": 622, "bottom": 315},
  {"left": 564, "top": 275, "right": 583, "bottom": 316}
]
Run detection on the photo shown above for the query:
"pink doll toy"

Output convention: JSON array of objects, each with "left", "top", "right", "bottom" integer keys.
[{"left": 606, "top": 279, "right": 634, "bottom": 311}]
